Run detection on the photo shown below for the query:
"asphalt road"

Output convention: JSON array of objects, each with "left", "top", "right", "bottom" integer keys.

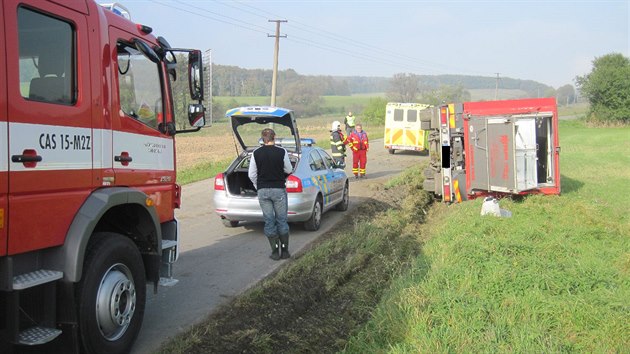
[{"left": 130, "top": 139, "right": 426, "bottom": 354}]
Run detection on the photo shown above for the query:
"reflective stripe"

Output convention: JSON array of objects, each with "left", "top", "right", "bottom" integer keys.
[
  {"left": 7, "top": 122, "right": 173, "bottom": 172},
  {"left": 9, "top": 123, "right": 92, "bottom": 171},
  {"left": 113, "top": 130, "right": 174, "bottom": 170},
  {"left": 454, "top": 179, "right": 462, "bottom": 203}
]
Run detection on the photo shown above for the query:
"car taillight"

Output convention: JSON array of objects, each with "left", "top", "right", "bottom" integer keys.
[
  {"left": 286, "top": 175, "right": 302, "bottom": 193},
  {"left": 214, "top": 173, "right": 225, "bottom": 190}
]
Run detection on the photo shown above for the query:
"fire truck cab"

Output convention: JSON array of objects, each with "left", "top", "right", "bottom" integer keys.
[{"left": 0, "top": 1, "right": 205, "bottom": 352}]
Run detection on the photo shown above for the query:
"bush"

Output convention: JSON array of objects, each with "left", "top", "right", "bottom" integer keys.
[
  {"left": 362, "top": 97, "right": 388, "bottom": 125},
  {"left": 576, "top": 53, "right": 630, "bottom": 124}
]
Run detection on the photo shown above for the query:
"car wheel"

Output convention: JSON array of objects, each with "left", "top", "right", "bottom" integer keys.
[
  {"left": 222, "top": 219, "right": 239, "bottom": 227},
  {"left": 388, "top": 148, "right": 395, "bottom": 154},
  {"left": 304, "top": 197, "right": 322, "bottom": 231},
  {"left": 335, "top": 183, "right": 349, "bottom": 211},
  {"left": 77, "top": 232, "right": 146, "bottom": 354}
]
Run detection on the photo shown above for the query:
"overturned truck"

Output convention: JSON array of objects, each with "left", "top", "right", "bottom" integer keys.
[{"left": 423, "top": 98, "right": 561, "bottom": 203}]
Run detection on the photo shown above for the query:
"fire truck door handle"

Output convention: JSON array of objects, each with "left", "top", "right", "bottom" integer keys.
[
  {"left": 114, "top": 152, "right": 133, "bottom": 166},
  {"left": 11, "top": 154, "right": 42, "bottom": 163},
  {"left": 11, "top": 149, "right": 42, "bottom": 167}
]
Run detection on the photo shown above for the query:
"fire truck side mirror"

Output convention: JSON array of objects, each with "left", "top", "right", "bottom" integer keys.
[
  {"left": 188, "top": 103, "right": 205, "bottom": 128},
  {"left": 188, "top": 50, "right": 203, "bottom": 101}
]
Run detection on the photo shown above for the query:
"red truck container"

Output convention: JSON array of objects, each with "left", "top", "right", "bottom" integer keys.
[
  {"left": 0, "top": 1, "right": 206, "bottom": 352},
  {"left": 424, "top": 98, "right": 561, "bottom": 202}
]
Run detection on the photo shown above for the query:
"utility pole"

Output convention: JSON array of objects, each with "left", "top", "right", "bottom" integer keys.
[
  {"left": 268, "top": 20, "right": 287, "bottom": 107},
  {"left": 494, "top": 73, "right": 500, "bottom": 100}
]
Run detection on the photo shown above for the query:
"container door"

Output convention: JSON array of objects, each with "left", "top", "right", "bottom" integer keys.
[
  {"left": 486, "top": 117, "right": 516, "bottom": 192},
  {"left": 470, "top": 116, "right": 538, "bottom": 193},
  {"left": 468, "top": 117, "right": 490, "bottom": 191},
  {"left": 514, "top": 118, "right": 538, "bottom": 191},
  {"left": 5, "top": 2, "right": 93, "bottom": 255}
]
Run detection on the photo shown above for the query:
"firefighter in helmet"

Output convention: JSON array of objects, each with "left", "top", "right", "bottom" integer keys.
[{"left": 330, "top": 120, "right": 352, "bottom": 165}]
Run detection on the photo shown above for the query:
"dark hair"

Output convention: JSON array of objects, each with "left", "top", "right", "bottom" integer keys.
[{"left": 261, "top": 128, "right": 276, "bottom": 143}]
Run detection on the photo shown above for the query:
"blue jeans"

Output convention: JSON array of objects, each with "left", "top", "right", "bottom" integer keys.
[{"left": 257, "top": 188, "right": 289, "bottom": 238}]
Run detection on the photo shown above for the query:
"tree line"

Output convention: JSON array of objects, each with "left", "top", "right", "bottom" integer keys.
[
  {"left": 211, "top": 64, "right": 556, "bottom": 98},
  {"left": 172, "top": 53, "right": 629, "bottom": 127}
]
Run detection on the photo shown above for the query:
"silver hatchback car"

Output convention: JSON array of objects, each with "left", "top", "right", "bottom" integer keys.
[{"left": 213, "top": 106, "right": 349, "bottom": 231}]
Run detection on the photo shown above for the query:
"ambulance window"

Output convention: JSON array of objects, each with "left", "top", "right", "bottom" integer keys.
[
  {"left": 407, "top": 110, "right": 417, "bottom": 122},
  {"left": 394, "top": 109, "right": 404, "bottom": 122},
  {"left": 18, "top": 7, "right": 76, "bottom": 105},
  {"left": 117, "top": 42, "right": 163, "bottom": 131}
]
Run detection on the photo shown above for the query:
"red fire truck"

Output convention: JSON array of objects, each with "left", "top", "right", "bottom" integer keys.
[
  {"left": 423, "top": 98, "right": 561, "bottom": 202},
  {"left": 1, "top": 1, "right": 206, "bottom": 352}
]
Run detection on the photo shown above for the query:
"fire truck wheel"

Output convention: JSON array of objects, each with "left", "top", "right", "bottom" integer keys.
[
  {"left": 304, "top": 196, "right": 322, "bottom": 231},
  {"left": 222, "top": 219, "right": 239, "bottom": 227},
  {"left": 77, "top": 232, "right": 146, "bottom": 354},
  {"left": 334, "top": 183, "right": 349, "bottom": 211}
]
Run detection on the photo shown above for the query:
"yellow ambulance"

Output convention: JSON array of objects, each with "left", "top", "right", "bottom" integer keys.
[{"left": 384, "top": 102, "right": 433, "bottom": 154}]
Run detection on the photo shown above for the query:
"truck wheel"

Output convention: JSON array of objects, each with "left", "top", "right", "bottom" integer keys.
[
  {"left": 77, "top": 232, "right": 146, "bottom": 354},
  {"left": 222, "top": 219, "right": 239, "bottom": 227},
  {"left": 304, "top": 197, "right": 322, "bottom": 231},
  {"left": 334, "top": 183, "right": 349, "bottom": 211},
  {"left": 388, "top": 148, "right": 395, "bottom": 154}
]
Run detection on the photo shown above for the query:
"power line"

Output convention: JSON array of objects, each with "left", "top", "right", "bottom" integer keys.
[
  {"left": 225, "top": 0, "right": 493, "bottom": 76},
  {"left": 154, "top": 1, "right": 498, "bottom": 78}
]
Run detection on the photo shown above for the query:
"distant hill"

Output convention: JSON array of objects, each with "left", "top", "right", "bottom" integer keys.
[{"left": 211, "top": 64, "right": 554, "bottom": 99}]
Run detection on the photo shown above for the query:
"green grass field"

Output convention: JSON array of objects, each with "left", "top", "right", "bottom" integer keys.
[{"left": 343, "top": 120, "right": 630, "bottom": 352}]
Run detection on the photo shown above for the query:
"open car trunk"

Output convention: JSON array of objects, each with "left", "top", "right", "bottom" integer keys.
[{"left": 224, "top": 153, "right": 298, "bottom": 197}]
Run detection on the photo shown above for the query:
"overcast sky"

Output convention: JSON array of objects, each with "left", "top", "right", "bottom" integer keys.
[{"left": 117, "top": 0, "right": 628, "bottom": 88}]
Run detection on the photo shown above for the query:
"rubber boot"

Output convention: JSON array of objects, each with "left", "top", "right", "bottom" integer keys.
[
  {"left": 279, "top": 234, "right": 290, "bottom": 259},
  {"left": 267, "top": 236, "right": 280, "bottom": 261}
]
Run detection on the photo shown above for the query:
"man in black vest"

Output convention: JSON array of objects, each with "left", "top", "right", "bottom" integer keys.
[{"left": 248, "top": 128, "right": 293, "bottom": 260}]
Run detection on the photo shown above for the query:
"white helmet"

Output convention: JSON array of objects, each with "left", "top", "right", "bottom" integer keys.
[{"left": 331, "top": 121, "right": 341, "bottom": 131}]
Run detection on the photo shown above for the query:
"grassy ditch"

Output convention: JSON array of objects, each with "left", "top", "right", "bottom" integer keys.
[
  {"left": 343, "top": 120, "right": 630, "bottom": 352},
  {"left": 177, "top": 160, "right": 230, "bottom": 185},
  {"left": 158, "top": 165, "right": 433, "bottom": 353}
]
